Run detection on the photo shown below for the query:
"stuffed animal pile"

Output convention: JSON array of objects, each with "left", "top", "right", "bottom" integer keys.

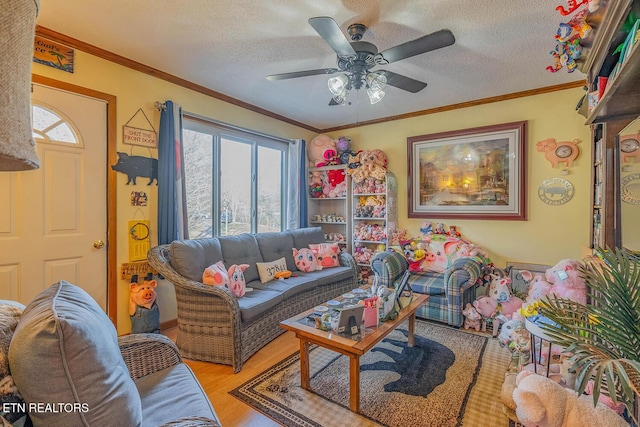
[{"left": 203, "top": 261, "right": 249, "bottom": 297}]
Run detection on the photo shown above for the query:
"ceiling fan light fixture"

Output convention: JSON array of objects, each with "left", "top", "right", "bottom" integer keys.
[
  {"left": 366, "top": 72, "right": 387, "bottom": 91},
  {"left": 328, "top": 74, "right": 349, "bottom": 96},
  {"left": 332, "top": 88, "right": 350, "bottom": 105},
  {"left": 367, "top": 87, "right": 385, "bottom": 104}
]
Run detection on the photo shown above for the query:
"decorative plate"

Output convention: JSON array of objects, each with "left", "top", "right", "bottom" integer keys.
[
  {"left": 342, "top": 293, "right": 355, "bottom": 298},
  {"left": 314, "top": 305, "right": 328, "bottom": 312},
  {"left": 352, "top": 288, "right": 366, "bottom": 294},
  {"left": 327, "top": 300, "right": 341, "bottom": 306}
]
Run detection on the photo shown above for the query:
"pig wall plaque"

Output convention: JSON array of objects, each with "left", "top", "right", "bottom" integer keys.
[{"left": 111, "top": 152, "right": 158, "bottom": 185}]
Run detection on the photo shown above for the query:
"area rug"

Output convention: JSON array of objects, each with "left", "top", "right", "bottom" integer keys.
[{"left": 230, "top": 320, "right": 513, "bottom": 427}]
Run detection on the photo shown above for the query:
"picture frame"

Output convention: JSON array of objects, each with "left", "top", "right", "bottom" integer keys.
[{"left": 408, "top": 121, "right": 527, "bottom": 220}]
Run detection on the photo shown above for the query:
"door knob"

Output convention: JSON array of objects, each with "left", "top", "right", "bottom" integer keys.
[{"left": 93, "top": 240, "right": 105, "bottom": 249}]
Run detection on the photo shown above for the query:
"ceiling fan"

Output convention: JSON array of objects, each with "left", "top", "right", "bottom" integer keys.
[{"left": 266, "top": 17, "right": 455, "bottom": 105}]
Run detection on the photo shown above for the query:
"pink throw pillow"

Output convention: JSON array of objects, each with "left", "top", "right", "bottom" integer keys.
[
  {"left": 308, "top": 243, "right": 340, "bottom": 269},
  {"left": 203, "top": 261, "right": 229, "bottom": 286}
]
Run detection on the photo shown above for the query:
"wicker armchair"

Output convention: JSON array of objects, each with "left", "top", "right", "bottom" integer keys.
[{"left": 118, "top": 334, "right": 221, "bottom": 427}]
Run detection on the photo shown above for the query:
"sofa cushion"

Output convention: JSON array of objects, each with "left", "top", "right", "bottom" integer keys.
[
  {"left": 9, "top": 281, "right": 142, "bottom": 426},
  {"left": 236, "top": 288, "right": 284, "bottom": 323},
  {"left": 309, "top": 243, "right": 341, "bottom": 268},
  {"left": 218, "top": 234, "right": 263, "bottom": 283},
  {"left": 248, "top": 275, "right": 318, "bottom": 299},
  {"left": 297, "top": 266, "right": 354, "bottom": 286},
  {"left": 171, "top": 238, "right": 223, "bottom": 282},
  {"left": 255, "top": 232, "right": 296, "bottom": 271},
  {"left": 289, "top": 227, "right": 324, "bottom": 248},
  {"left": 135, "top": 363, "right": 218, "bottom": 427}
]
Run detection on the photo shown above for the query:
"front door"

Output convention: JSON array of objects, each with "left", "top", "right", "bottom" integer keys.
[{"left": 0, "top": 83, "right": 108, "bottom": 310}]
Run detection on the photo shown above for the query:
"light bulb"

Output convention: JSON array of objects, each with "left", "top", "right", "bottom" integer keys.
[
  {"left": 328, "top": 75, "right": 349, "bottom": 96},
  {"left": 367, "top": 88, "right": 385, "bottom": 104}
]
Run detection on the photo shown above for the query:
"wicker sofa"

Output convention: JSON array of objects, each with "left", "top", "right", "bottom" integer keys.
[
  {"left": 148, "top": 227, "right": 358, "bottom": 372},
  {"left": 371, "top": 250, "right": 484, "bottom": 327}
]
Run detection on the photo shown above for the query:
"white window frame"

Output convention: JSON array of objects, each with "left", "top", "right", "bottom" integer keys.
[{"left": 182, "top": 114, "right": 290, "bottom": 237}]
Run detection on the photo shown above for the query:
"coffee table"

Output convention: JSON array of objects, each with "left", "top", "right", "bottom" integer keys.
[{"left": 280, "top": 293, "right": 429, "bottom": 413}]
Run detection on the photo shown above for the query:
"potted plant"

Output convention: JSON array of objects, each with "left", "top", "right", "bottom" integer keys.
[{"left": 537, "top": 248, "right": 639, "bottom": 424}]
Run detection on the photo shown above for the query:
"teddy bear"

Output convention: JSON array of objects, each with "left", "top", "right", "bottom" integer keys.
[
  {"left": 129, "top": 275, "right": 160, "bottom": 333},
  {"left": 512, "top": 370, "right": 628, "bottom": 427},
  {"left": 0, "top": 302, "right": 30, "bottom": 427},
  {"left": 307, "top": 134, "right": 339, "bottom": 167},
  {"left": 545, "top": 259, "right": 587, "bottom": 305},
  {"left": 462, "top": 303, "right": 484, "bottom": 331}
]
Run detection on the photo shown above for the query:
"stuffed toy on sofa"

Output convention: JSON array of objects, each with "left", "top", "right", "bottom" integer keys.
[{"left": 512, "top": 370, "right": 628, "bottom": 427}]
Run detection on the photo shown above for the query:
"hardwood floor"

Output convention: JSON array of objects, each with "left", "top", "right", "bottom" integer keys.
[{"left": 163, "top": 326, "right": 298, "bottom": 426}]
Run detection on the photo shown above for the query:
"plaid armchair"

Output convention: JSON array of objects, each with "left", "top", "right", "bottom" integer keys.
[{"left": 371, "top": 250, "right": 484, "bottom": 327}]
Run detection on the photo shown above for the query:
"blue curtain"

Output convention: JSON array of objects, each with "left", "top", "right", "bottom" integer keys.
[
  {"left": 299, "top": 139, "right": 308, "bottom": 228},
  {"left": 157, "top": 101, "right": 188, "bottom": 244}
]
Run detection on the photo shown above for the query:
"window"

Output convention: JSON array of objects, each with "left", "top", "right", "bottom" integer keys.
[
  {"left": 32, "top": 102, "right": 82, "bottom": 146},
  {"left": 183, "top": 116, "right": 289, "bottom": 238}
]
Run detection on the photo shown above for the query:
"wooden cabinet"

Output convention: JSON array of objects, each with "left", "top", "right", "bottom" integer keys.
[
  {"left": 582, "top": 0, "right": 640, "bottom": 249},
  {"left": 308, "top": 165, "right": 351, "bottom": 252},
  {"left": 352, "top": 172, "right": 397, "bottom": 267}
]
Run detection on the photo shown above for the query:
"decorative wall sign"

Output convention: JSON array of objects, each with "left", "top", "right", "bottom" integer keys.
[
  {"left": 111, "top": 152, "right": 158, "bottom": 185},
  {"left": 128, "top": 220, "right": 151, "bottom": 261},
  {"left": 33, "top": 36, "right": 74, "bottom": 73},
  {"left": 131, "top": 191, "right": 148, "bottom": 206},
  {"left": 536, "top": 138, "right": 581, "bottom": 168},
  {"left": 622, "top": 173, "right": 640, "bottom": 205},
  {"left": 538, "top": 178, "right": 574, "bottom": 205},
  {"left": 123, "top": 108, "right": 157, "bottom": 148}
]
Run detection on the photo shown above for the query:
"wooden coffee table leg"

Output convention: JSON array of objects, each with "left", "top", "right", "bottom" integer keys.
[
  {"left": 349, "top": 355, "right": 360, "bottom": 413},
  {"left": 300, "top": 339, "right": 310, "bottom": 390},
  {"left": 408, "top": 312, "right": 416, "bottom": 347}
]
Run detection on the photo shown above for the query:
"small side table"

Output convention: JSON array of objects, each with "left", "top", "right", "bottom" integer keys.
[{"left": 524, "top": 318, "right": 553, "bottom": 377}]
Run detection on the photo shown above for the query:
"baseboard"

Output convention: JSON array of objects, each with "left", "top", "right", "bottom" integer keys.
[{"left": 160, "top": 318, "right": 177, "bottom": 331}]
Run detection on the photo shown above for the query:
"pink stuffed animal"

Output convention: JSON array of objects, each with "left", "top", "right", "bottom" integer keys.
[
  {"left": 546, "top": 259, "right": 586, "bottom": 305},
  {"left": 202, "top": 261, "right": 229, "bottom": 286},
  {"left": 462, "top": 303, "right": 484, "bottom": 331},
  {"left": 307, "top": 134, "right": 339, "bottom": 168},
  {"left": 227, "top": 264, "right": 249, "bottom": 297},
  {"left": 521, "top": 270, "right": 553, "bottom": 303},
  {"left": 293, "top": 248, "right": 320, "bottom": 272}
]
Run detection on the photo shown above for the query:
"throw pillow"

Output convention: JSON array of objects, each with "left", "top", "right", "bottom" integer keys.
[
  {"left": 292, "top": 247, "right": 320, "bottom": 272},
  {"left": 256, "top": 257, "right": 288, "bottom": 283},
  {"left": 203, "top": 260, "right": 229, "bottom": 286},
  {"left": 9, "top": 281, "right": 143, "bottom": 426},
  {"left": 309, "top": 243, "right": 340, "bottom": 269}
]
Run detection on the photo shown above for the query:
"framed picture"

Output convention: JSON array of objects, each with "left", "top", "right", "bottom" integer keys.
[{"left": 408, "top": 121, "right": 527, "bottom": 220}]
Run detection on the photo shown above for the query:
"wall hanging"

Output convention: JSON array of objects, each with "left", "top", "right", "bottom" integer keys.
[
  {"left": 536, "top": 138, "right": 581, "bottom": 168},
  {"left": 123, "top": 108, "right": 157, "bottom": 148},
  {"left": 128, "top": 210, "right": 150, "bottom": 262},
  {"left": 111, "top": 151, "right": 158, "bottom": 185},
  {"left": 33, "top": 35, "right": 74, "bottom": 73},
  {"left": 538, "top": 178, "right": 574, "bottom": 205},
  {"left": 407, "top": 121, "right": 527, "bottom": 220}
]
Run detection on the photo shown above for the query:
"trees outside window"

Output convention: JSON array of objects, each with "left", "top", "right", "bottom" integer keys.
[{"left": 183, "top": 117, "right": 288, "bottom": 238}]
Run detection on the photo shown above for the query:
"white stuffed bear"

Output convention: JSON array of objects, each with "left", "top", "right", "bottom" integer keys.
[{"left": 512, "top": 370, "right": 628, "bottom": 427}]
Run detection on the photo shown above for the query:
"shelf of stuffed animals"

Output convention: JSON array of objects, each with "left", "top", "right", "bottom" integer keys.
[
  {"left": 351, "top": 172, "right": 397, "bottom": 267},
  {"left": 307, "top": 164, "right": 352, "bottom": 253}
]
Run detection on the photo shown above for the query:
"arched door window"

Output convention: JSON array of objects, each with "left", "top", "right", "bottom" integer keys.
[{"left": 32, "top": 102, "right": 83, "bottom": 147}]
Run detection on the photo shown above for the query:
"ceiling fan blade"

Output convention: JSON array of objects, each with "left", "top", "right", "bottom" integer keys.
[
  {"left": 377, "top": 29, "right": 455, "bottom": 64},
  {"left": 309, "top": 17, "right": 357, "bottom": 57},
  {"left": 381, "top": 70, "right": 427, "bottom": 93},
  {"left": 266, "top": 68, "right": 339, "bottom": 81}
]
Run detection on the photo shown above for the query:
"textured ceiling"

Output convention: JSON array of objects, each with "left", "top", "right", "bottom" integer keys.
[{"left": 36, "top": 0, "right": 586, "bottom": 130}]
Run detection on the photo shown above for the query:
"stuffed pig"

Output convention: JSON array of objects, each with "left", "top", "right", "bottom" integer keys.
[
  {"left": 293, "top": 247, "right": 320, "bottom": 272},
  {"left": 307, "top": 134, "right": 338, "bottom": 167},
  {"left": 129, "top": 276, "right": 160, "bottom": 334},
  {"left": 228, "top": 264, "right": 249, "bottom": 297},
  {"left": 521, "top": 270, "right": 553, "bottom": 304},
  {"left": 546, "top": 259, "right": 587, "bottom": 305}
]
